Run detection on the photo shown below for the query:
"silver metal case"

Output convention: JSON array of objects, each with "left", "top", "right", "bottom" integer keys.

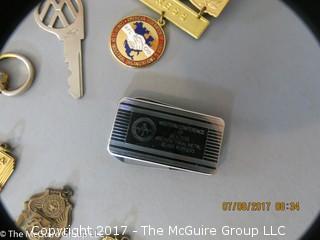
[{"left": 108, "top": 98, "right": 225, "bottom": 175}]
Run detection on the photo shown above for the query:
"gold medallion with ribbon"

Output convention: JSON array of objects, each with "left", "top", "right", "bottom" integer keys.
[{"left": 109, "top": 0, "right": 230, "bottom": 67}]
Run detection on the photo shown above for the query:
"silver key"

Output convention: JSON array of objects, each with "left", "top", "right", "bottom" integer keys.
[{"left": 34, "top": 0, "right": 85, "bottom": 99}]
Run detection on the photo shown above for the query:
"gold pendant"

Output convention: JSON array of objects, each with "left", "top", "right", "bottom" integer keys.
[
  {"left": 110, "top": 15, "right": 166, "bottom": 68},
  {"left": 140, "top": 0, "right": 229, "bottom": 39},
  {"left": 101, "top": 236, "right": 130, "bottom": 240},
  {"left": 0, "top": 72, "right": 9, "bottom": 91},
  {"left": 0, "top": 144, "right": 15, "bottom": 192},
  {"left": 17, "top": 186, "right": 73, "bottom": 240}
]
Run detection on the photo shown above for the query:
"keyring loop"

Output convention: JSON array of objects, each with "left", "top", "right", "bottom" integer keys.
[{"left": 0, "top": 53, "right": 35, "bottom": 97}]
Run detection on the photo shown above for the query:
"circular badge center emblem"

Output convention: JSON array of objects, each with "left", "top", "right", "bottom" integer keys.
[
  {"left": 132, "top": 117, "right": 157, "bottom": 142},
  {"left": 110, "top": 16, "right": 166, "bottom": 68},
  {"left": 42, "top": 195, "right": 65, "bottom": 218}
]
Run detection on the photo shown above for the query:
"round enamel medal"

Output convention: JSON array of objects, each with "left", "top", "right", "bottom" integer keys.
[{"left": 110, "top": 16, "right": 166, "bottom": 68}]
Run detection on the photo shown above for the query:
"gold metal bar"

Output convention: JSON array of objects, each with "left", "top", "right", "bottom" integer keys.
[
  {"left": 0, "top": 149, "right": 15, "bottom": 192},
  {"left": 140, "top": 0, "right": 210, "bottom": 39}
]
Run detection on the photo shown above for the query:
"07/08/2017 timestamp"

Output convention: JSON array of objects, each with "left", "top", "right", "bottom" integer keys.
[{"left": 222, "top": 201, "right": 300, "bottom": 212}]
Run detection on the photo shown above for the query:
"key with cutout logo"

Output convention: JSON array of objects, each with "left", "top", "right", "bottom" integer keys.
[{"left": 34, "top": 0, "right": 85, "bottom": 99}]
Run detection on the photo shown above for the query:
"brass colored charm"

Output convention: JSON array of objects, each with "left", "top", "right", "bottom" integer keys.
[
  {"left": 190, "top": 0, "right": 230, "bottom": 17},
  {"left": 102, "top": 236, "right": 130, "bottom": 240},
  {"left": 0, "top": 72, "right": 9, "bottom": 91},
  {"left": 17, "top": 186, "right": 73, "bottom": 240},
  {"left": 0, "top": 144, "right": 15, "bottom": 192}
]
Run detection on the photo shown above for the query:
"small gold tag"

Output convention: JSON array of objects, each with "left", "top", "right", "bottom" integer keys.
[
  {"left": 140, "top": 0, "right": 209, "bottom": 39},
  {"left": 0, "top": 72, "right": 9, "bottom": 92},
  {"left": 102, "top": 236, "right": 130, "bottom": 240},
  {"left": 190, "top": 0, "right": 230, "bottom": 17},
  {"left": 0, "top": 144, "right": 15, "bottom": 192},
  {"left": 17, "top": 186, "right": 73, "bottom": 240}
]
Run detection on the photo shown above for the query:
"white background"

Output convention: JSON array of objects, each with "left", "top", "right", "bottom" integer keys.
[{"left": 1, "top": 0, "right": 320, "bottom": 239}]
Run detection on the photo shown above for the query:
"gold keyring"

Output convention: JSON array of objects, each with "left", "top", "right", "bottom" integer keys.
[{"left": 0, "top": 53, "right": 35, "bottom": 97}]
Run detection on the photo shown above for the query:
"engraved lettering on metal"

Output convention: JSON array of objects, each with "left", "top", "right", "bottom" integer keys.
[
  {"left": 0, "top": 144, "right": 15, "bottom": 192},
  {"left": 17, "top": 187, "right": 73, "bottom": 240},
  {"left": 140, "top": 0, "right": 210, "bottom": 39},
  {"left": 190, "top": 0, "right": 230, "bottom": 17},
  {"left": 108, "top": 98, "right": 225, "bottom": 175}
]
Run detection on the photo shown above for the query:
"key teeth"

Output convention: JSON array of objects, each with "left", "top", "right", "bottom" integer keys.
[
  {"left": 65, "top": 60, "right": 83, "bottom": 99},
  {"left": 68, "top": 89, "right": 82, "bottom": 99},
  {"left": 67, "top": 75, "right": 83, "bottom": 99}
]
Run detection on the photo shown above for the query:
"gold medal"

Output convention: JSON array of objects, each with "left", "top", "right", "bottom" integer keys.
[
  {"left": 110, "top": 0, "right": 229, "bottom": 67},
  {"left": 110, "top": 15, "right": 166, "bottom": 68},
  {"left": 0, "top": 144, "right": 15, "bottom": 192},
  {"left": 17, "top": 186, "right": 73, "bottom": 240}
]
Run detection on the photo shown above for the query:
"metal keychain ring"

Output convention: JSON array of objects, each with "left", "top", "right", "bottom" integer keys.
[{"left": 0, "top": 53, "right": 34, "bottom": 96}]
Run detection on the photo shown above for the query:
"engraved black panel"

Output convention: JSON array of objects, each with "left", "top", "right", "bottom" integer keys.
[{"left": 126, "top": 112, "right": 208, "bottom": 159}]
